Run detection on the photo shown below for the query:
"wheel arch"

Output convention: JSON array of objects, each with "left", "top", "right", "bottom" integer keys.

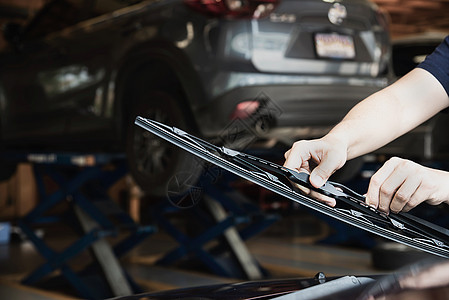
[{"left": 114, "top": 41, "right": 205, "bottom": 138}]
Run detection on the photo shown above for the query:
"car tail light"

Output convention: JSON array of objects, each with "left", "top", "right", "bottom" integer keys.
[
  {"left": 230, "top": 101, "right": 260, "bottom": 119},
  {"left": 184, "top": 0, "right": 280, "bottom": 19}
]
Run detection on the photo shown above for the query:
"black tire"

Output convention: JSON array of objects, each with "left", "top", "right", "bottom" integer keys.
[
  {"left": 371, "top": 241, "right": 434, "bottom": 271},
  {"left": 126, "top": 88, "right": 203, "bottom": 197}
]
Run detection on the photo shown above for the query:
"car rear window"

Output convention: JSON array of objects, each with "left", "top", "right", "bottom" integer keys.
[{"left": 23, "top": 0, "right": 142, "bottom": 39}]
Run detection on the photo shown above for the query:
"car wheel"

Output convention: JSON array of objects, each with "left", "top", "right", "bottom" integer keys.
[
  {"left": 371, "top": 241, "right": 434, "bottom": 271},
  {"left": 126, "top": 89, "right": 203, "bottom": 198}
]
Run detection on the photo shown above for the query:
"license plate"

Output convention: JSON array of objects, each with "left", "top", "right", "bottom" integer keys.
[{"left": 314, "top": 33, "right": 355, "bottom": 59}]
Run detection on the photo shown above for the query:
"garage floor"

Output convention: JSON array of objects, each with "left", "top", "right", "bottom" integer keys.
[{"left": 0, "top": 211, "right": 387, "bottom": 300}]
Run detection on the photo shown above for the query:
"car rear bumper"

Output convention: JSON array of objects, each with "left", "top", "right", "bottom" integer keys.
[{"left": 198, "top": 80, "right": 387, "bottom": 142}]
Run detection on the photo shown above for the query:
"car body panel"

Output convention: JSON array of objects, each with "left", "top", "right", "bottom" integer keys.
[
  {"left": 0, "top": 0, "right": 393, "bottom": 189},
  {"left": 0, "top": 0, "right": 391, "bottom": 145}
]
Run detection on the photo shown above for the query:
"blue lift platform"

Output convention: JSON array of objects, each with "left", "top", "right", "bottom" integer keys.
[
  {"left": 5, "top": 151, "right": 279, "bottom": 299},
  {"left": 5, "top": 152, "right": 156, "bottom": 299},
  {"left": 150, "top": 167, "right": 279, "bottom": 280}
]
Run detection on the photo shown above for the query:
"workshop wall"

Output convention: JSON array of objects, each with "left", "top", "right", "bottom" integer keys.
[
  {"left": 0, "top": 164, "right": 37, "bottom": 220},
  {"left": 372, "top": 0, "right": 449, "bottom": 37}
]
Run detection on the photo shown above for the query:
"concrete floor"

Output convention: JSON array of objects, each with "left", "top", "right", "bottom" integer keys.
[{"left": 0, "top": 210, "right": 389, "bottom": 300}]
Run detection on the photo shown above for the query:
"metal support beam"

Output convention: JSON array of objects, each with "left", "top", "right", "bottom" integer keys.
[
  {"left": 203, "top": 195, "right": 263, "bottom": 280},
  {"left": 74, "top": 205, "right": 132, "bottom": 297}
]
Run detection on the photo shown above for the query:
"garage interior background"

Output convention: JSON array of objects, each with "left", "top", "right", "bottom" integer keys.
[
  {"left": 0, "top": 0, "right": 449, "bottom": 299},
  {"left": 1, "top": 0, "right": 449, "bottom": 40}
]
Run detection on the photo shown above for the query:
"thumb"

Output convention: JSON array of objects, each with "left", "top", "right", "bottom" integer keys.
[
  {"left": 309, "top": 158, "right": 341, "bottom": 188},
  {"left": 309, "top": 168, "right": 329, "bottom": 188}
]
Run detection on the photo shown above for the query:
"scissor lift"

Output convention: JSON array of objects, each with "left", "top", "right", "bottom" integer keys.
[
  {"left": 150, "top": 167, "right": 279, "bottom": 280},
  {"left": 4, "top": 152, "right": 156, "bottom": 299},
  {"left": 6, "top": 148, "right": 280, "bottom": 298}
]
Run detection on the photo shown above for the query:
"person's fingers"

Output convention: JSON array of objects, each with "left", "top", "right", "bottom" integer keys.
[
  {"left": 366, "top": 157, "right": 400, "bottom": 210},
  {"left": 294, "top": 183, "right": 336, "bottom": 207},
  {"left": 389, "top": 174, "right": 420, "bottom": 213},
  {"left": 365, "top": 157, "right": 449, "bottom": 214},
  {"left": 402, "top": 181, "right": 427, "bottom": 212},
  {"left": 309, "top": 153, "right": 341, "bottom": 188},
  {"left": 284, "top": 141, "right": 322, "bottom": 175},
  {"left": 283, "top": 141, "right": 309, "bottom": 171},
  {"left": 406, "top": 166, "right": 445, "bottom": 210},
  {"left": 284, "top": 148, "right": 291, "bottom": 160},
  {"left": 377, "top": 165, "right": 409, "bottom": 213},
  {"left": 313, "top": 191, "right": 336, "bottom": 207},
  {"left": 284, "top": 138, "right": 347, "bottom": 188},
  {"left": 399, "top": 261, "right": 449, "bottom": 290}
]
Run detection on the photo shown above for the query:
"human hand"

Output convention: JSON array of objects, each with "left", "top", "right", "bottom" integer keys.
[
  {"left": 283, "top": 136, "right": 348, "bottom": 206},
  {"left": 362, "top": 258, "right": 449, "bottom": 300},
  {"left": 366, "top": 157, "right": 449, "bottom": 214},
  {"left": 399, "top": 260, "right": 449, "bottom": 290}
]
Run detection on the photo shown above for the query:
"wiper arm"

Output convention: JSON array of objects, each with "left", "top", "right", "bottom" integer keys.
[{"left": 134, "top": 116, "right": 449, "bottom": 258}]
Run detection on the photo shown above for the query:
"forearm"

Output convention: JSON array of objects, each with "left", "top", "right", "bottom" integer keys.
[
  {"left": 326, "top": 90, "right": 403, "bottom": 160},
  {"left": 324, "top": 68, "right": 449, "bottom": 160}
]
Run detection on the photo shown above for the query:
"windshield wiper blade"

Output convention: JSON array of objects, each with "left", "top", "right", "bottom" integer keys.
[{"left": 134, "top": 116, "right": 449, "bottom": 258}]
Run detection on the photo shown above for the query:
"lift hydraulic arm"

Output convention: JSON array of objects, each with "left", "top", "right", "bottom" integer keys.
[{"left": 135, "top": 116, "right": 449, "bottom": 259}]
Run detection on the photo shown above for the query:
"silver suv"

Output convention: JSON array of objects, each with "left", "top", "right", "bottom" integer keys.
[{"left": 0, "top": 0, "right": 392, "bottom": 195}]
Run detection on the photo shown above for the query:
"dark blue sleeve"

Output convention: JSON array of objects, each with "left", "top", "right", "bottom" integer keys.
[{"left": 417, "top": 35, "right": 449, "bottom": 97}]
